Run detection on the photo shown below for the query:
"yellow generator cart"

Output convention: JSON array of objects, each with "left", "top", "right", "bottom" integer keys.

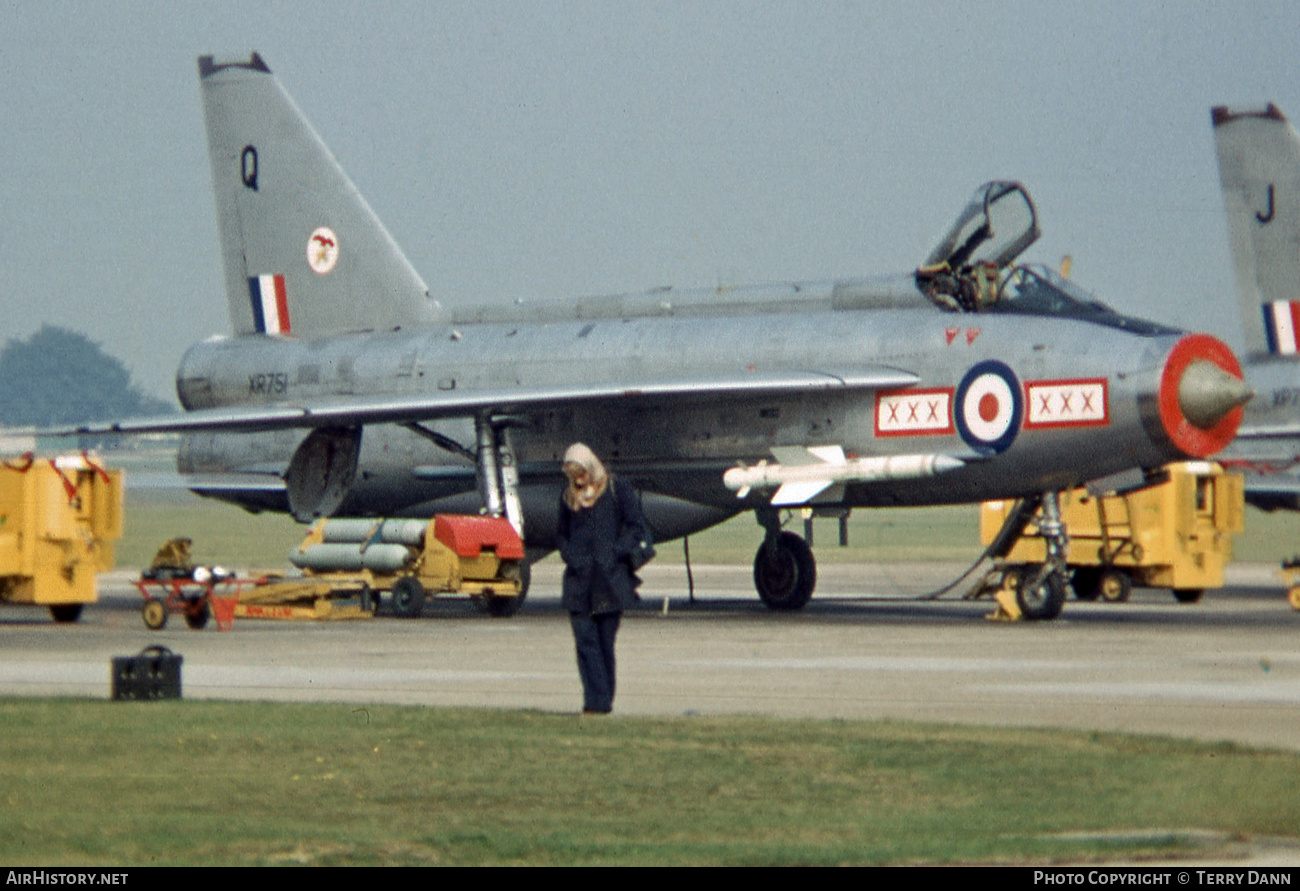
[
  {"left": 980, "top": 462, "right": 1244, "bottom": 603},
  {"left": 0, "top": 454, "right": 123, "bottom": 622}
]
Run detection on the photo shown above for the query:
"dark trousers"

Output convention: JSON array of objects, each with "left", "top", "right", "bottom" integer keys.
[{"left": 570, "top": 611, "right": 621, "bottom": 713}]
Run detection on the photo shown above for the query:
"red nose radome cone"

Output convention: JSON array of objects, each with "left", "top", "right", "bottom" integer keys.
[{"left": 1158, "top": 334, "right": 1251, "bottom": 457}]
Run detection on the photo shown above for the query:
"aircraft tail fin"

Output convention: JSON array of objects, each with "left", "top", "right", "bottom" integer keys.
[
  {"left": 1213, "top": 104, "right": 1300, "bottom": 359},
  {"left": 198, "top": 54, "right": 443, "bottom": 338}
]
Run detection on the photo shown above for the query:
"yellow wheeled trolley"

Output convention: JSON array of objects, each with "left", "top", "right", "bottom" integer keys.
[
  {"left": 0, "top": 453, "right": 122, "bottom": 622},
  {"left": 136, "top": 515, "right": 527, "bottom": 628},
  {"left": 236, "top": 514, "right": 527, "bottom": 621},
  {"left": 981, "top": 462, "right": 1244, "bottom": 604}
]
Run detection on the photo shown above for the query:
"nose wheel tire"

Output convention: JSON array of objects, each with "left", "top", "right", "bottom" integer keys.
[
  {"left": 1008, "top": 564, "right": 1067, "bottom": 620},
  {"left": 753, "top": 531, "right": 816, "bottom": 611}
]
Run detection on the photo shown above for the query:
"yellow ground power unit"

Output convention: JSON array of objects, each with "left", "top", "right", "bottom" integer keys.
[
  {"left": 981, "top": 462, "right": 1244, "bottom": 603},
  {"left": 0, "top": 453, "right": 123, "bottom": 622}
]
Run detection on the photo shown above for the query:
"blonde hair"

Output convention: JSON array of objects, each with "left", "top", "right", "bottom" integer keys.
[{"left": 562, "top": 443, "right": 608, "bottom": 509}]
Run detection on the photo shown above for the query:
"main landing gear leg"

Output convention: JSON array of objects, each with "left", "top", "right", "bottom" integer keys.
[
  {"left": 495, "top": 426, "right": 524, "bottom": 538},
  {"left": 752, "top": 507, "right": 817, "bottom": 611},
  {"left": 1014, "top": 491, "right": 1069, "bottom": 620},
  {"left": 474, "top": 416, "right": 530, "bottom": 614},
  {"left": 474, "top": 415, "right": 524, "bottom": 538}
]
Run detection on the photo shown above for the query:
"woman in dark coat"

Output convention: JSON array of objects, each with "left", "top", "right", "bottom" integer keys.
[{"left": 555, "top": 443, "right": 653, "bottom": 714}]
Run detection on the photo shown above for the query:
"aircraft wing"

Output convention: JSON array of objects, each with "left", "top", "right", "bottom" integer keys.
[{"left": 59, "top": 365, "right": 919, "bottom": 436}]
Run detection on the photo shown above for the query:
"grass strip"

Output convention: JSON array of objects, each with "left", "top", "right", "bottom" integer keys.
[{"left": 1, "top": 699, "right": 1296, "bottom": 866}]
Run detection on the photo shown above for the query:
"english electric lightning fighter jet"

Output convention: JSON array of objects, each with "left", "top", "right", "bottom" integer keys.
[
  {"left": 71, "top": 54, "right": 1253, "bottom": 619},
  {"left": 1211, "top": 103, "right": 1300, "bottom": 511}
]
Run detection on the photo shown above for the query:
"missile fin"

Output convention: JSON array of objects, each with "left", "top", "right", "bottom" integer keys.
[{"left": 771, "top": 480, "right": 835, "bottom": 505}]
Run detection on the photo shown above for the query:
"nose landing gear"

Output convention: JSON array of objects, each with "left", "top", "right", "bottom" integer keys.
[{"left": 996, "top": 491, "right": 1070, "bottom": 621}]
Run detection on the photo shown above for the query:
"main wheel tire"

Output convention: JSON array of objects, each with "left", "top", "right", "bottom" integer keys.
[
  {"left": 1071, "top": 567, "right": 1101, "bottom": 601},
  {"left": 1015, "top": 568, "right": 1066, "bottom": 620},
  {"left": 49, "top": 604, "right": 83, "bottom": 623},
  {"left": 142, "top": 599, "right": 168, "bottom": 630},
  {"left": 390, "top": 576, "right": 426, "bottom": 619},
  {"left": 1098, "top": 569, "right": 1132, "bottom": 603},
  {"left": 1173, "top": 588, "right": 1204, "bottom": 604},
  {"left": 753, "top": 531, "right": 816, "bottom": 611},
  {"left": 184, "top": 602, "right": 211, "bottom": 630}
]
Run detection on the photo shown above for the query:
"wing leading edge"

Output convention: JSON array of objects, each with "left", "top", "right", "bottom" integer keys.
[{"left": 62, "top": 365, "right": 920, "bottom": 436}]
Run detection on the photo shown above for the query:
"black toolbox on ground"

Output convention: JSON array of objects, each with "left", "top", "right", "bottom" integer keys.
[{"left": 111, "top": 645, "right": 182, "bottom": 700}]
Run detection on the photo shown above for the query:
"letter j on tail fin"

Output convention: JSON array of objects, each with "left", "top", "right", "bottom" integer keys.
[{"left": 1213, "top": 104, "right": 1300, "bottom": 359}]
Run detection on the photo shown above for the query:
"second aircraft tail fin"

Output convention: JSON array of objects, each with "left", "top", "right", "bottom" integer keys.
[
  {"left": 1213, "top": 104, "right": 1300, "bottom": 359},
  {"left": 198, "top": 54, "right": 443, "bottom": 338}
]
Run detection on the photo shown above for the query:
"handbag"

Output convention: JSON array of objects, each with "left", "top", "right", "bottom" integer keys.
[{"left": 614, "top": 477, "right": 656, "bottom": 571}]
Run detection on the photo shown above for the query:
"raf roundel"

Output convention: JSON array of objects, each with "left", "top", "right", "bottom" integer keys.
[
  {"left": 954, "top": 360, "right": 1023, "bottom": 454},
  {"left": 307, "top": 226, "right": 340, "bottom": 275}
]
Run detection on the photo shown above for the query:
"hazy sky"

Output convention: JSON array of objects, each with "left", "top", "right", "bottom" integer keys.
[{"left": 2, "top": 1, "right": 1299, "bottom": 398}]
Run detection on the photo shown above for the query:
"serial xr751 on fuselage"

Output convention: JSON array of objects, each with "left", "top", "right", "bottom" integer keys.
[{"left": 70, "top": 54, "right": 1252, "bottom": 620}]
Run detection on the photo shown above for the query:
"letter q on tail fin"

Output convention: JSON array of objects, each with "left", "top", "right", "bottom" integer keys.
[
  {"left": 1213, "top": 104, "right": 1300, "bottom": 359},
  {"left": 198, "top": 54, "right": 444, "bottom": 338}
]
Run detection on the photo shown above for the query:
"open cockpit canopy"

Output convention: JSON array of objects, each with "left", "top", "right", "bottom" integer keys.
[
  {"left": 922, "top": 180, "right": 1041, "bottom": 273},
  {"left": 916, "top": 181, "right": 1041, "bottom": 311},
  {"left": 915, "top": 182, "right": 1177, "bottom": 334}
]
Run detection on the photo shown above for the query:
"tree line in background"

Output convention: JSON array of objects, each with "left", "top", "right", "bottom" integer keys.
[{"left": 0, "top": 325, "right": 174, "bottom": 426}]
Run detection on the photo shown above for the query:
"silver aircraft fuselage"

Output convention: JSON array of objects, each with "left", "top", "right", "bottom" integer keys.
[{"left": 172, "top": 272, "right": 1243, "bottom": 549}]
